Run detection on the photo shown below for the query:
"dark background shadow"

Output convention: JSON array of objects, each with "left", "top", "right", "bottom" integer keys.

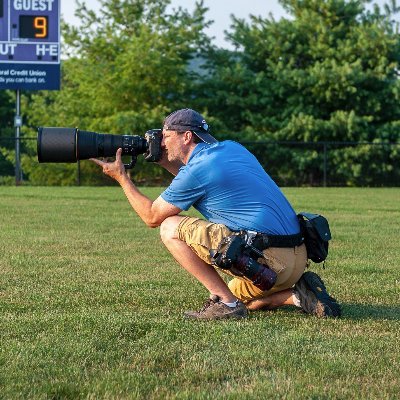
[{"left": 341, "top": 303, "right": 400, "bottom": 321}]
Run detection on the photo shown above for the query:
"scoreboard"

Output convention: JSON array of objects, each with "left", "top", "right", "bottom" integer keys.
[{"left": 0, "top": 0, "right": 60, "bottom": 90}]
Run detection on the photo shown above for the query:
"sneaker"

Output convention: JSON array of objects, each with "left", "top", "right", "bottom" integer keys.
[
  {"left": 184, "top": 295, "right": 248, "bottom": 320},
  {"left": 294, "top": 271, "right": 341, "bottom": 318}
]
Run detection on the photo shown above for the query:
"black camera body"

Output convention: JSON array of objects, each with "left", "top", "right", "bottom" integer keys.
[
  {"left": 144, "top": 129, "right": 163, "bottom": 162},
  {"left": 37, "top": 127, "right": 163, "bottom": 169},
  {"left": 210, "top": 234, "right": 277, "bottom": 291}
]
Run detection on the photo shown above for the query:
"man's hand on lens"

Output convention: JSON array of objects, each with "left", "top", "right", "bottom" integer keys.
[{"left": 90, "top": 148, "right": 128, "bottom": 183}]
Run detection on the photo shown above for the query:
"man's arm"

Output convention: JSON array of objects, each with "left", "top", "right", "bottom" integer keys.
[
  {"left": 157, "top": 157, "right": 183, "bottom": 176},
  {"left": 91, "top": 148, "right": 181, "bottom": 227}
]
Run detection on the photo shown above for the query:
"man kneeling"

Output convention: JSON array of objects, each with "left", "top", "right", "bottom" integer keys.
[{"left": 92, "top": 109, "right": 341, "bottom": 320}]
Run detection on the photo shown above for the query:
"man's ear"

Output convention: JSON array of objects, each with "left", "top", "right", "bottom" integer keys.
[{"left": 183, "top": 130, "right": 194, "bottom": 144}]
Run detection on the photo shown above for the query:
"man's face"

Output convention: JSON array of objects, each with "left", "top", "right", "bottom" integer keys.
[{"left": 161, "top": 129, "right": 186, "bottom": 164}]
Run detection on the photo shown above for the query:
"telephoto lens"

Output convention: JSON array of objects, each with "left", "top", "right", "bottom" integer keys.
[
  {"left": 210, "top": 235, "right": 277, "bottom": 291},
  {"left": 37, "top": 127, "right": 149, "bottom": 163},
  {"left": 233, "top": 254, "right": 277, "bottom": 291}
]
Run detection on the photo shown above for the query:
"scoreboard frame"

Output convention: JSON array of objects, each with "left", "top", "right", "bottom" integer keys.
[{"left": 0, "top": 0, "right": 61, "bottom": 90}]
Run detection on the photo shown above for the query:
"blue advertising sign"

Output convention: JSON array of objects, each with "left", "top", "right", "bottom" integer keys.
[{"left": 0, "top": 0, "right": 60, "bottom": 90}]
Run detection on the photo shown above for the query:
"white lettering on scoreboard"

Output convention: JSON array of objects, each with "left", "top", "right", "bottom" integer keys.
[
  {"left": 0, "top": 43, "right": 17, "bottom": 55},
  {"left": 0, "top": 44, "right": 59, "bottom": 57},
  {"left": 36, "top": 44, "right": 58, "bottom": 56},
  {"left": 13, "top": 0, "right": 55, "bottom": 12}
]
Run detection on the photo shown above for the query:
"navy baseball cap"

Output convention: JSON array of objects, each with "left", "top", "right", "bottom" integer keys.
[{"left": 163, "top": 108, "right": 218, "bottom": 144}]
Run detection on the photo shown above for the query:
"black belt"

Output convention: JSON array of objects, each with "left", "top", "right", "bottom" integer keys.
[{"left": 251, "top": 232, "right": 304, "bottom": 250}]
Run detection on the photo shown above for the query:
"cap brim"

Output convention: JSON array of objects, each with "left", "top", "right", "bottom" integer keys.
[{"left": 192, "top": 130, "right": 218, "bottom": 144}]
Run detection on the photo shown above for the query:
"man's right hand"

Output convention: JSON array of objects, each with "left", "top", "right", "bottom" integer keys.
[{"left": 90, "top": 148, "right": 128, "bottom": 183}]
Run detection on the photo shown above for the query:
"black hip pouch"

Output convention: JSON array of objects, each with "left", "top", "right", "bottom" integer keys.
[{"left": 297, "top": 212, "right": 332, "bottom": 263}]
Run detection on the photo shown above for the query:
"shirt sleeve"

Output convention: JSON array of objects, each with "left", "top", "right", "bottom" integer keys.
[{"left": 161, "top": 167, "right": 205, "bottom": 211}]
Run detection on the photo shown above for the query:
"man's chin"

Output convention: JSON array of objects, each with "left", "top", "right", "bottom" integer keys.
[{"left": 156, "top": 153, "right": 168, "bottom": 165}]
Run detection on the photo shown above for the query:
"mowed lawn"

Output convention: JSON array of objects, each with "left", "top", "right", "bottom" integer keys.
[{"left": 0, "top": 186, "right": 399, "bottom": 399}]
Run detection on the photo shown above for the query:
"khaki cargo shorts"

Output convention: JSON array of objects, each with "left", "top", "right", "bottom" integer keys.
[{"left": 177, "top": 216, "right": 308, "bottom": 302}]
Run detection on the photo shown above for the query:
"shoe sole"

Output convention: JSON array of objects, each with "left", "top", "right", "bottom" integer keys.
[
  {"left": 302, "top": 272, "right": 341, "bottom": 318},
  {"left": 184, "top": 306, "right": 248, "bottom": 320}
]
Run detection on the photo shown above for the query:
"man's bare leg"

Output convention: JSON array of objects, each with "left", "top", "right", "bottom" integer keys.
[
  {"left": 246, "top": 289, "right": 296, "bottom": 310},
  {"left": 160, "top": 215, "right": 237, "bottom": 304}
]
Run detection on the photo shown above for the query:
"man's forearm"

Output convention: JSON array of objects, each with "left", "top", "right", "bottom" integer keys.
[
  {"left": 91, "top": 148, "right": 178, "bottom": 227},
  {"left": 157, "top": 159, "right": 183, "bottom": 176},
  {"left": 118, "top": 175, "right": 159, "bottom": 227}
]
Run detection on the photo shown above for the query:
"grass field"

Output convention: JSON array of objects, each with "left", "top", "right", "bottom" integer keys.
[{"left": 0, "top": 186, "right": 399, "bottom": 399}]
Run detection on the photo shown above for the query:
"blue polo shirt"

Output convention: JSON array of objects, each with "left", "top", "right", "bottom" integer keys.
[{"left": 161, "top": 141, "right": 300, "bottom": 235}]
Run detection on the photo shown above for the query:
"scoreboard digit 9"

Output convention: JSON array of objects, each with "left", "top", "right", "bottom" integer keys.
[{"left": 19, "top": 15, "right": 49, "bottom": 39}]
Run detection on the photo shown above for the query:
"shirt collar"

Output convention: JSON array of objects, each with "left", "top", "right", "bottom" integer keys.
[{"left": 187, "top": 142, "right": 208, "bottom": 164}]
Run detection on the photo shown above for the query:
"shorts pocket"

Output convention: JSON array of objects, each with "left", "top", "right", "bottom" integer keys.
[
  {"left": 261, "top": 249, "right": 287, "bottom": 274},
  {"left": 178, "top": 217, "right": 232, "bottom": 264}
]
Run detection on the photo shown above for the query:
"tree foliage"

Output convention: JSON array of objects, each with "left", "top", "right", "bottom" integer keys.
[
  {"left": 0, "top": 91, "right": 13, "bottom": 137},
  {"left": 22, "top": 0, "right": 213, "bottom": 185},
  {"left": 3, "top": 0, "right": 399, "bottom": 185},
  {"left": 198, "top": 0, "right": 400, "bottom": 184},
  {"left": 204, "top": 0, "right": 400, "bottom": 142}
]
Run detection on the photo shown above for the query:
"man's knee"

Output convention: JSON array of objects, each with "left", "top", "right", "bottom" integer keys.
[{"left": 159, "top": 215, "right": 184, "bottom": 244}]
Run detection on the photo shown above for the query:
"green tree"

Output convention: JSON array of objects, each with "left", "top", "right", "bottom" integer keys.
[
  {"left": 201, "top": 0, "right": 400, "bottom": 185},
  {"left": 0, "top": 91, "right": 13, "bottom": 137},
  {"left": 24, "top": 0, "right": 213, "bottom": 185}
]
